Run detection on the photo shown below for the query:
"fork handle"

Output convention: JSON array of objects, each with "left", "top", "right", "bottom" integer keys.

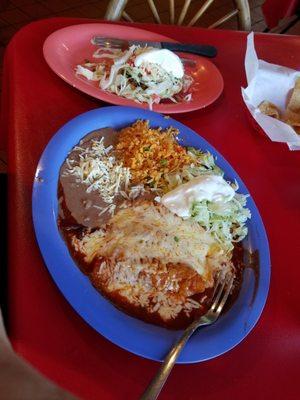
[
  {"left": 161, "top": 42, "right": 217, "bottom": 58},
  {"left": 140, "top": 321, "right": 200, "bottom": 400}
]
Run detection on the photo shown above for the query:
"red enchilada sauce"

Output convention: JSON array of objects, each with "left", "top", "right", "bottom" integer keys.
[{"left": 58, "top": 194, "right": 251, "bottom": 330}]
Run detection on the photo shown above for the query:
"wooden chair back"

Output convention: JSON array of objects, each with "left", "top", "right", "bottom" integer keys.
[{"left": 105, "top": 0, "right": 251, "bottom": 31}]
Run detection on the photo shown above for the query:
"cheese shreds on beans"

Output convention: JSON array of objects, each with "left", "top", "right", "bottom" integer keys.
[
  {"left": 116, "top": 120, "right": 194, "bottom": 189},
  {"left": 62, "top": 137, "right": 131, "bottom": 208}
]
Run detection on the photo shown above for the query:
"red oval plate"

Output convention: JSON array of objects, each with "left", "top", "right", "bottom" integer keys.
[{"left": 43, "top": 23, "right": 224, "bottom": 114}]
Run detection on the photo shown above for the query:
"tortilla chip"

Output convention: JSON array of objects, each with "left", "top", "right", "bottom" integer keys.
[
  {"left": 287, "top": 77, "right": 300, "bottom": 113},
  {"left": 256, "top": 77, "right": 300, "bottom": 137},
  {"left": 258, "top": 101, "right": 281, "bottom": 119},
  {"left": 285, "top": 109, "right": 300, "bottom": 124},
  {"left": 283, "top": 109, "right": 300, "bottom": 134}
]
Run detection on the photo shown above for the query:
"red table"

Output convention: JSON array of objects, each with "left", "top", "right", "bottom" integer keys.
[{"left": 3, "top": 18, "right": 300, "bottom": 400}]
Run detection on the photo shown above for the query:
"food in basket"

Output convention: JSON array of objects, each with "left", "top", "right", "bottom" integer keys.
[
  {"left": 58, "top": 121, "right": 251, "bottom": 329},
  {"left": 258, "top": 101, "right": 280, "bottom": 119},
  {"left": 258, "top": 77, "right": 300, "bottom": 134},
  {"left": 285, "top": 77, "right": 300, "bottom": 134}
]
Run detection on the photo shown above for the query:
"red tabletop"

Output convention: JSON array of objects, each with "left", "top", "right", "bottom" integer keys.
[{"left": 3, "top": 18, "right": 300, "bottom": 400}]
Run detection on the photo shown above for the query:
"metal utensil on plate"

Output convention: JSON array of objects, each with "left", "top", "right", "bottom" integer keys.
[
  {"left": 140, "top": 272, "right": 234, "bottom": 400},
  {"left": 91, "top": 37, "right": 216, "bottom": 67},
  {"left": 91, "top": 37, "right": 217, "bottom": 58}
]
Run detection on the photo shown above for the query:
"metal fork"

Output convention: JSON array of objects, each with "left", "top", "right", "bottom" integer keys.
[{"left": 140, "top": 273, "right": 234, "bottom": 400}]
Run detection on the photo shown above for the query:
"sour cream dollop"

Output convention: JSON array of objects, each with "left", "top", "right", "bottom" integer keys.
[
  {"left": 134, "top": 49, "right": 184, "bottom": 79},
  {"left": 161, "top": 175, "right": 235, "bottom": 218}
]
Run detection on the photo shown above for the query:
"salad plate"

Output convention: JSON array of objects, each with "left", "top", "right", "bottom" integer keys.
[
  {"left": 43, "top": 23, "right": 224, "bottom": 113},
  {"left": 32, "top": 106, "right": 270, "bottom": 363}
]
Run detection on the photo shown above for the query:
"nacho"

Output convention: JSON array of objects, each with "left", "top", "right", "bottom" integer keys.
[
  {"left": 258, "top": 77, "right": 300, "bottom": 135},
  {"left": 258, "top": 100, "right": 281, "bottom": 119},
  {"left": 286, "top": 77, "right": 300, "bottom": 113},
  {"left": 282, "top": 77, "right": 300, "bottom": 133}
]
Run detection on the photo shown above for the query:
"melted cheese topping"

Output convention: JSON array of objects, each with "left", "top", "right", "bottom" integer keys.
[
  {"left": 75, "top": 202, "right": 215, "bottom": 277},
  {"left": 92, "top": 259, "right": 203, "bottom": 321},
  {"left": 71, "top": 201, "right": 233, "bottom": 322}
]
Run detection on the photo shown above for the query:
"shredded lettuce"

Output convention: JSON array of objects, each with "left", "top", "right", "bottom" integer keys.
[
  {"left": 76, "top": 45, "right": 193, "bottom": 109},
  {"left": 164, "top": 148, "right": 222, "bottom": 191},
  {"left": 191, "top": 194, "right": 251, "bottom": 252},
  {"left": 164, "top": 146, "right": 251, "bottom": 252}
]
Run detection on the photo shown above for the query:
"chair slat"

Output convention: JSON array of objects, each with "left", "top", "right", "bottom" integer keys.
[
  {"left": 188, "top": 0, "right": 215, "bottom": 27},
  {"left": 235, "top": 0, "right": 251, "bottom": 30},
  {"left": 105, "top": 0, "right": 128, "bottom": 21},
  {"left": 147, "top": 0, "right": 161, "bottom": 24},
  {"left": 208, "top": 9, "right": 239, "bottom": 29},
  {"left": 104, "top": 0, "right": 251, "bottom": 31},
  {"left": 122, "top": 10, "right": 134, "bottom": 22},
  {"left": 177, "top": 0, "right": 191, "bottom": 26},
  {"left": 169, "top": 0, "right": 175, "bottom": 24}
]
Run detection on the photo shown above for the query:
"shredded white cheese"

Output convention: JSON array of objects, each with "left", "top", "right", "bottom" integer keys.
[
  {"left": 96, "top": 258, "right": 201, "bottom": 320},
  {"left": 63, "top": 138, "right": 131, "bottom": 210},
  {"left": 71, "top": 202, "right": 233, "bottom": 322}
]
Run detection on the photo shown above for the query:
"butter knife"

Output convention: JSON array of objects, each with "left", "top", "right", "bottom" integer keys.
[{"left": 91, "top": 37, "right": 217, "bottom": 58}]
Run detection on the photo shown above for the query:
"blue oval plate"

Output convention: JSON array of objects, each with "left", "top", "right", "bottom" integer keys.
[{"left": 32, "top": 106, "right": 270, "bottom": 363}]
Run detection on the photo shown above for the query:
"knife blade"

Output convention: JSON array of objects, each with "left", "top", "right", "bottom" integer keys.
[{"left": 91, "top": 37, "right": 217, "bottom": 58}]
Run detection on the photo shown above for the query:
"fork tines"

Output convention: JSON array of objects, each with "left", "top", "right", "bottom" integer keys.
[
  {"left": 91, "top": 37, "right": 125, "bottom": 49},
  {"left": 211, "top": 272, "right": 234, "bottom": 315}
]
